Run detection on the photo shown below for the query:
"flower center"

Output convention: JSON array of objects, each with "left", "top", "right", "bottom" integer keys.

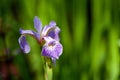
[
  {"left": 39, "top": 37, "right": 45, "bottom": 46},
  {"left": 48, "top": 41, "right": 56, "bottom": 51},
  {"left": 48, "top": 41, "right": 56, "bottom": 47}
]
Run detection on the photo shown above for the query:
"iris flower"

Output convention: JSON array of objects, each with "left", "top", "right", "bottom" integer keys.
[{"left": 18, "top": 16, "right": 63, "bottom": 62}]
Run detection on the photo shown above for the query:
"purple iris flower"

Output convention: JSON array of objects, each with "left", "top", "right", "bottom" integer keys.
[{"left": 18, "top": 16, "right": 63, "bottom": 62}]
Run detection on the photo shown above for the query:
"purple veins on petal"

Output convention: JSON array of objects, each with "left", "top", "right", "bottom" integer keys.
[
  {"left": 34, "top": 16, "right": 42, "bottom": 33},
  {"left": 41, "top": 21, "right": 56, "bottom": 36},
  {"left": 41, "top": 23, "right": 60, "bottom": 41},
  {"left": 42, "top": 37, "right": 63, "bottom": 61},
  {"left": 18, "top": 36, "right": 30, "bottom": 53},
  {"left": 41, "top": 25, "right": 54, "bottom": 36},
  {"left": 48, "top": 27, "right": 60, "bottom": 41}
]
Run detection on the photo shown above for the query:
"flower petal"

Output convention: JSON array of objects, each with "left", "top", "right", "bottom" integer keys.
[
  {"left": 42, "top": 37, "right": 63, "bottom": 61},
  {"left": 48, "top": 27, "right": 60, "bottom": 41},
  {"left": 20, "top": 29, "right": 40, "bottom": 40},
  {"left": 41, "top": 21, "right": 60, "bottom": 41},
  {"left": 41, "top": 25, "right": 55, "bottom": 36},
  {"left": 41, "top": 21, "right": 57, "bottom": 36},
  {"left": 34, "top": 16, "right": 42, "bottom": 33},
  {"left": 43, "top": 36, "right": 55, "bottom": 42},
  {"left": 18, "top": 36, "right": 30, "bottom": 53},
  {"left": 49, "top": 21, "right": 56, "bottom": 26}
]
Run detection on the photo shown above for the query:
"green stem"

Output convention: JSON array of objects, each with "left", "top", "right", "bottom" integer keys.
[{"left": 43, "top": 57, "right": 53, "bottom": 80}]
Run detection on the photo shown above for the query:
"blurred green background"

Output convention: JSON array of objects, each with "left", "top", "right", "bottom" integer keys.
[{"left": 0, "top": 0, "right": 120, "bottom": 80}]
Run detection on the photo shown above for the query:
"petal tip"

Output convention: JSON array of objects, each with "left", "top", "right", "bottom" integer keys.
[
  {"left": 23, "top": 46, "right": 30, "bottom": 53},
  {"left": 19, "top": 28, "right": 23, "bottom": 34},
  {"left": 49, "top": 21, "right": 56, "bottom": 26},
  {"left": 34, "top": 16, "right": 42, "bottom": 33},
  {"left": 18, "top": 36, "right": 31, "bottom": 54}
]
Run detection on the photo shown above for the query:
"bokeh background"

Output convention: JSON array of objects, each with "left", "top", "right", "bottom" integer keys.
[{"left": 0, "top": 0, "right": 120, "bottom": 80}]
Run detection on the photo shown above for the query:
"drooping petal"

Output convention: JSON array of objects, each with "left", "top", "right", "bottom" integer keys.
[
  {"left": 20, "top": 29, "right": 40, "bottom": 40},
  {"left": 42, "top": 37, "right": 63, "bottom": 62},
  {"left": 48, "top": 27, "right": 60, "bottom": 41},
  {"left": 18, "top": 36, "right": 30, "bottom": 53},
  {"left": 20, "top": 29, "right": 34, "bottom": 35},
  {"left": 34, "top": 16, "right": 42, "bottom": 33}
]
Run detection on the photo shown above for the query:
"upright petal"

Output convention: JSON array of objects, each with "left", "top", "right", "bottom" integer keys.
[
  {"left": 18, "top": 36, "right": 30, "bottom": 53},
  {"left": 41, "top": 21, "right": 60, "bottom": 41},
  {"left": 42, "top": 37, "right": 63, "bottom": 62},
  {"left": 48, "top": 27, "right": 60, "bottom": 41},
  {"left": 34, "top": 16, "right": 42, "bottom": 33},
  {"left": 49, "top": 21, "right": 56, "bottom": 26},
  {"left": 41, "top": 21, "right": 57, "bottom": 36},
  {"left": 41, "top": 25, "right": 55, "bottom": 36}
]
